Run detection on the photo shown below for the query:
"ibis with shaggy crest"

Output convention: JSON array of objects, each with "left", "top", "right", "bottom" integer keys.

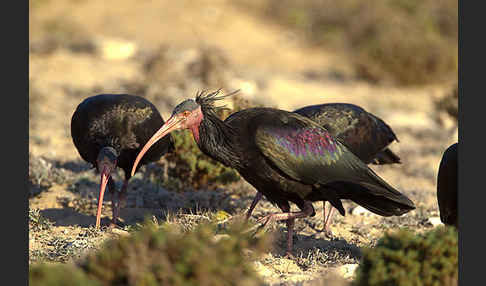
[{"left": 131, "top": 90, "right": 415, "bottom": 255}]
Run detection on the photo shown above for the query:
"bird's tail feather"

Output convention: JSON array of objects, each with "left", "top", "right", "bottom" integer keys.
[
  {"left": 331, "top": 172, "right": 415, "bottom": 217},
  {"left": 352, "top": 178, "right": 415, "bottom": 216},
  {"left": 348, "top": 187, "right": 415, "bottom": 216},
  {"left": 371, "top": 148, "right": 401, "bottom": 165}
]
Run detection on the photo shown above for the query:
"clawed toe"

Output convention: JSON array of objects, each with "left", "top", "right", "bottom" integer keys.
[
  {"left": 317, "top": 228, "right": 334, "bottom": 238},
  {"left": 324, "top": 229, "right": 334, "bottom": 239},
  {"left": 256, "top": 214, "right": 275, "bottom": 227},
  {"left": 284, "top": 252, "right": 295, "bottom": 259}
]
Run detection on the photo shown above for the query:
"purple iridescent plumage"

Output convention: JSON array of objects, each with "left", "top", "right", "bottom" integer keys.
[{"left": 270, "top": 127, "right": 342, "bottom": 164}]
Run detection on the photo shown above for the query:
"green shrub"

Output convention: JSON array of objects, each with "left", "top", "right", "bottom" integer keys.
[
  {"left": 164, "top": 130, "right": 240, "bottom": 190},
  {"left": 29, "top": 263, "right": 101, "bottom": 286},
  {"left": 354, "top": 226, "right": 458, "bottom": 286},
  {"left": 238, "top": 0, "right": 457, "bottom": 86},
  {"left": 78, "top": 221, "right": 270, "bottom": 286}
]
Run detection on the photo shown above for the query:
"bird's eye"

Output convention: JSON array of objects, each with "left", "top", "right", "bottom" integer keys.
[{"left": 183, "top": 111, "right": 191, "bottom": 117}]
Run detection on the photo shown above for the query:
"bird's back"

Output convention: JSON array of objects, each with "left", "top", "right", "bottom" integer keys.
[
  {"left": 294, "top": 103, "right": 398, "bottom": 164},
  {"left": 437, "top": 142, "right": 458, "bottom": 227},
  {"left": 71, "top": 94, "right": 174, "bottom": 174}
]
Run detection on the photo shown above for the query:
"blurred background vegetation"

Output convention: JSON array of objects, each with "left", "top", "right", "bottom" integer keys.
[{"left": 236, "top": 0, "right": 457, "bottom": 86}]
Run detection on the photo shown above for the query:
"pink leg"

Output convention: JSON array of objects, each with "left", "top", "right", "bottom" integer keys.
[
  {"left": 246, "top": 192, "right": 263, "bottom": 221},
  {"left": 320, "top": 201, "right": 336, "bottom": 237},
  {"left": 111, "top": 179, "right": 128, "bottom": 228},
  {"left": 323, "top": 205, "right": 336, "bottom": 237},
  {"left": 257, "top": 201, "right": 315, "bottom": 255},
  {"left": 322, "top": 201, "right": 326, "bottom": 226},
  {"left": 286, "top": 218, "right": 295, "bottom": 257}
]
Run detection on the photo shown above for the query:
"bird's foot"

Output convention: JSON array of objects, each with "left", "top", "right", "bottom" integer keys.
[
  {"left": 109, "top": 217, "right": 126, "bottom": 229},
  {"left": 109, "top": 221, "right": 121, "bottom": 229},
  {"left": 319, "top": 228, "right": 334, "bottom": 239},
  {"left": 256, "top": 213, "right": 278, "bottom": 229},
  {"left": 283, "top": 251, "right": 295, "bottom": 259},
  {"left": 241, "top": 213, "right": 280, "bottom": 237}
]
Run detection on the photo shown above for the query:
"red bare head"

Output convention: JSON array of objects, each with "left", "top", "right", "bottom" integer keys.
[
  {"left": 130, "top": 89, "right": 240, "bottom": 177},
  {"left": 130, "top": 99, "right": 203, "bottom": 177}
]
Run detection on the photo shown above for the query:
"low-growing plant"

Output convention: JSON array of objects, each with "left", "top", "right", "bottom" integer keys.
[
  {"left": 354, "top": 226, "right": 458, "bottom": 286},
  {"left": 78, "top": 221, "right": 270, "bottom": 286},
  {"left": 29, "top": 153, "right": 73, "bottom": 197},
  {"left": 29, "top": 209, "right": 54, "bottom": 231},
  {"left": 29, "top": 263, "right": 101, "bottom": 286}
]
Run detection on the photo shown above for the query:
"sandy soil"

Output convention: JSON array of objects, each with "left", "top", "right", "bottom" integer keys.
[{"left": 29, "top": 0, "right": 457, "bottom": 284}]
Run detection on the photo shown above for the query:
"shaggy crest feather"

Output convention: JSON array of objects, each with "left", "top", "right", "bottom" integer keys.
[{"left": 195, "top": 89, "right": 240, "bottom": 115}]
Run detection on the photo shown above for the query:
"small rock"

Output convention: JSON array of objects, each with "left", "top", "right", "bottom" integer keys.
[
  {"left": 253, "top": 261, "right": 273, "bottom": 277},
  {"left": 427, "top": 216, "right": 443, "bottom": 227},
  {"left": 96, "top": 37, "right": 137, "bottom": 61},
  {"left": 386, "top": 111, "right": 437, "bottom": 130},
  {"left": 111, "top": 228, "right": 130, "bottom": 237},
  {"left": 271, "top": 258, "right": 302, "bottom": 274},
  {"left": 229, "top": 78, "right": 259, "bottom": 98},
  {"left": 351, "top": 206, "right": 372, "bottom": 216},
  {"left": 212, "top": 234, "right": 230, "bottom": 243},
  {"left": 336, "top": 263, "right": 358, "bottom": 280}
]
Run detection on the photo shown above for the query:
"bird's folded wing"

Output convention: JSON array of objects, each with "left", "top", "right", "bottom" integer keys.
[{"left": 255, "top": 119, "right": 365, "bottom": 185}]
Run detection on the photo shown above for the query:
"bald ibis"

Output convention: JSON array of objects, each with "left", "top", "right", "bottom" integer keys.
[
  {"left": 437, "top": 142, "right": 458, "bottom": 228},
  {"left": 246, "top": 103, "right": 401, "bottom": 236},
  {"left": 71, "top": 94, "right": 174, "bottom": 228},
  {"left": 131, "top": 90, "right": 415, "bottom": 255}
]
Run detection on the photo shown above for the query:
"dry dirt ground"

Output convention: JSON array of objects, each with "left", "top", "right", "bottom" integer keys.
[{"left": 29, "top": 0, "right": 457, "bottom": 285}]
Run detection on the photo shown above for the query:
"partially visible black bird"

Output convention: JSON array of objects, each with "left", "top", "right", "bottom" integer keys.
[
  {"left": 294, "top": 103, "right": 400, "bottom": 165},
  {"left": 245, "top": 103, "right": 401, "bottom": 236},
  {"left": 437, "top": 142, "right": 458, "bottom": 228},
  {"left": 71, "top": 94, "right": 174, "bottom": 228},
  {"left": 131, "top": 90, "right": 415, "bottom": 255}
]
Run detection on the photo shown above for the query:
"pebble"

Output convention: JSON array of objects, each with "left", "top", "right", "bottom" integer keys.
[
  {"left": 351, "top": 206, "right": 372, "bottom": 216},
  {"left": 336, "top": 263, "right": 358, "bottom": 280},
  {"left": 96, "top": 37, "right": 137, "bottom": 61},
  {"left": 212, "top": 234, "right": 230, "bottom": 243},
  {"left": 427, "top": 216, "right": 443, "bottom": 227},
  {"left": 111, "top": 228, "right": 130, "bottom": 236}
]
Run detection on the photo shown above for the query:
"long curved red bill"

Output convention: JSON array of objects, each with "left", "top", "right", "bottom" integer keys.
[
  {"left": 131, "top": 115, "right": 181, "bottom": 177},
  {"left": 95, "top": 167, "right": 110, "bottom": 229}
]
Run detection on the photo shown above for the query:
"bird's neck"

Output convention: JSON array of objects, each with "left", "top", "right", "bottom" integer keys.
[{"left": 194, "top": 112, "right": 240, "bottom": 168}]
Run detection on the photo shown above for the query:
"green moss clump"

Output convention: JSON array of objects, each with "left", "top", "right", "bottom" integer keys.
[
  {"left": 78, "top": 222, "right": 270, "bottom": 286},
  {"left": 354, "top": 226, "right": 458, "bottom": 286},
  {"left": 29, "top": 263, "right": 101, "bottom": 286}
]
